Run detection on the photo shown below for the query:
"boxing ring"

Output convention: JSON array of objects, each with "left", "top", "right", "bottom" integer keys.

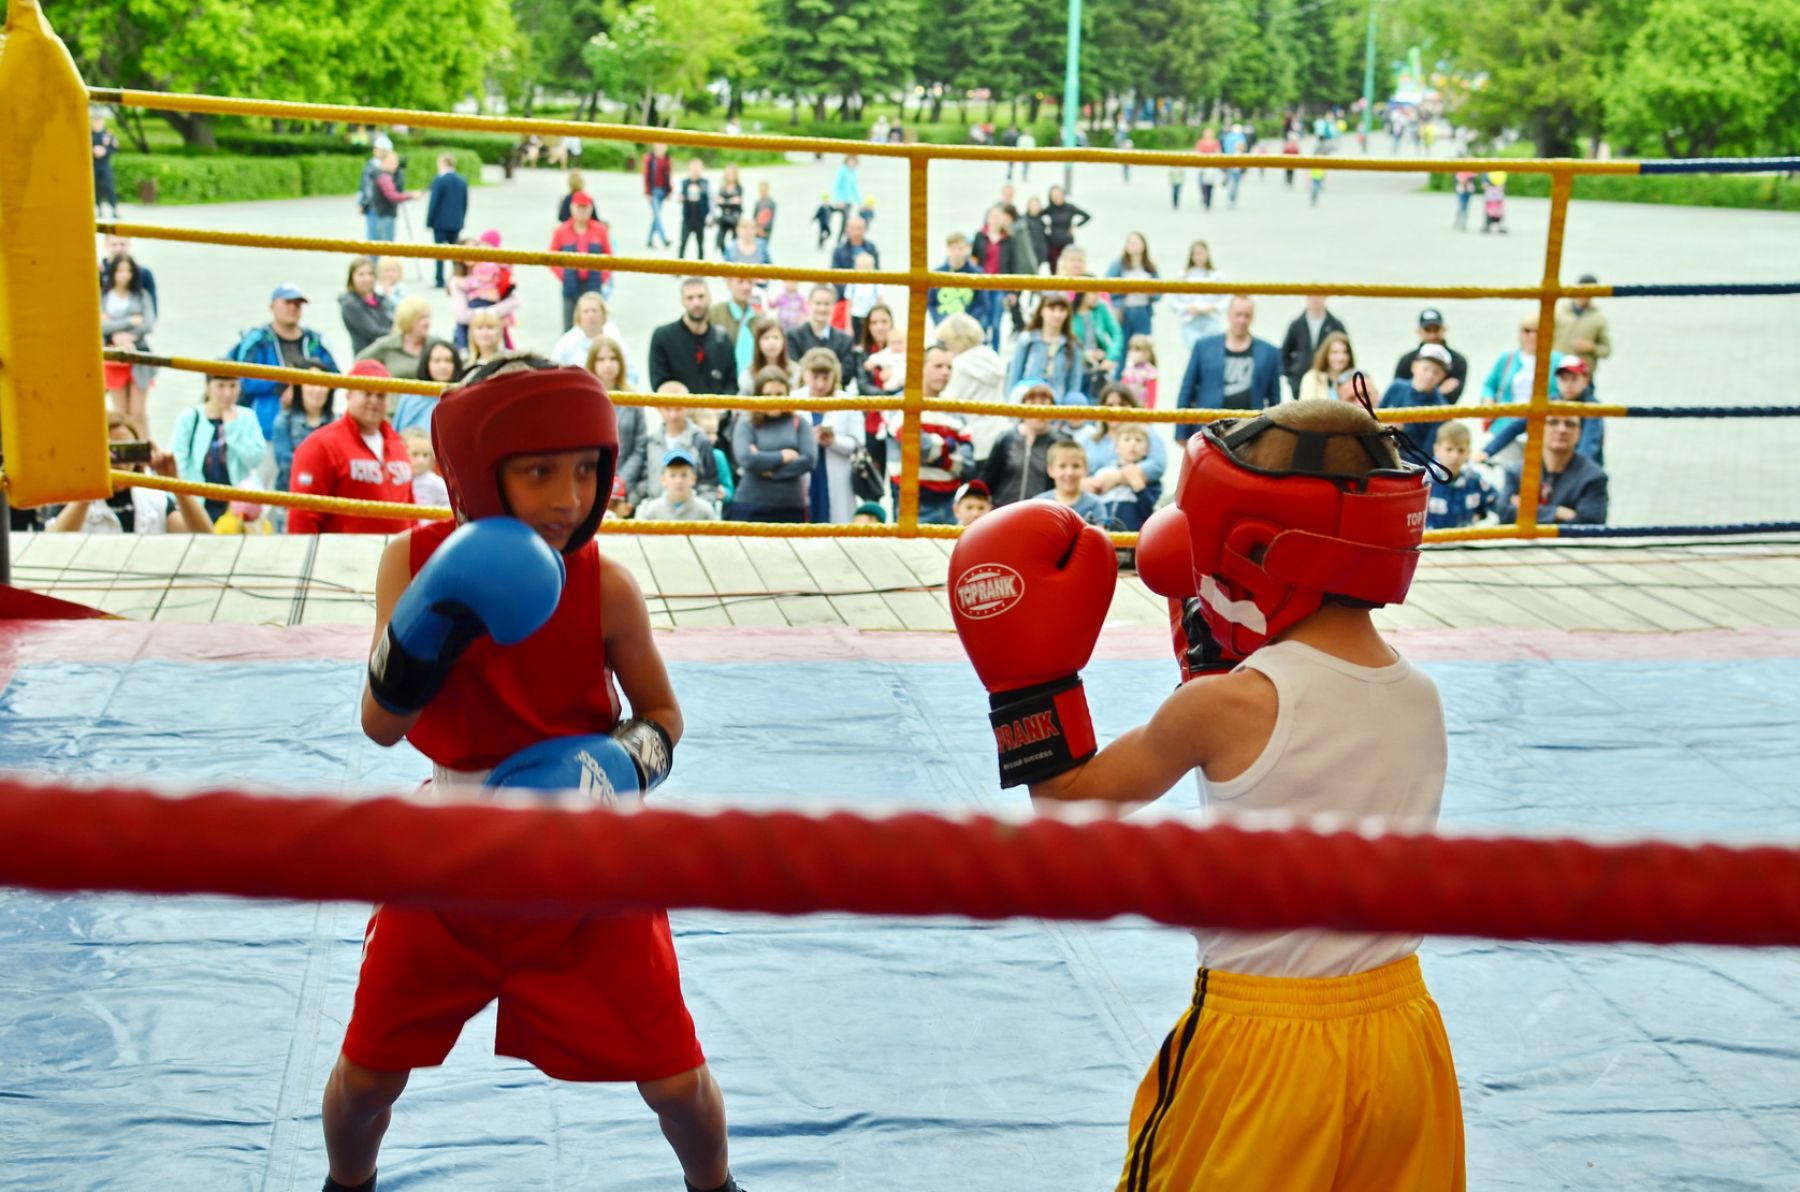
[{"left": 4, "top": 1, "right": 1800, "bottom": 1187}]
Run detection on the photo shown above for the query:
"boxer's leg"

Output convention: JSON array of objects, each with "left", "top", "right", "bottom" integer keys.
[
  {"left": 322, "top": 1056, "right": 410, "bottom": 1188},
  {"left": 639, "top": 1062, "right": 732, "bottom": 1190}
]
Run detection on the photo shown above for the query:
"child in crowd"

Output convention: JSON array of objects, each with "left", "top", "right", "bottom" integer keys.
[
  {"left": 769, "top": 281, "right": 808, "bottom": 332},
  {"left": 845, "top": 254, "right": 883, "bottom": 342},
  {"left": 1092, "top": 423, "right": 1160, "bottom": 531},
  {"left": 376, "top": 257, "right": 408, "bottom": 304},
  {"left": 862, "top": 323, "right": 908, "bottom": 394},
  {"left": 213, "top": 481, "right": 275, "bottom": 536},
  {"left": 403, "top": 427, "right": 449, "bottom": 510},
  {"left": 678, "top": 158, "right": 711, "bottom": 260},
  {"left": 849, "top": 501, "right": 886, "bottom": 526},
  {"left": 1426, "top": 421, "right": 1497, "bottom": 530},
  {"left": 953, "top": 480, "right": 992, "bottom": 526},
  {"left": 753, "top": 180, "right": 776, "bottom": 240},
  {"left": 1379, "top": 343, "right": 1453, "bottom": 456},
  {"left": 813, "top": 192, "right": 835, "bottom": 248},
  {"left": 1309, "top": 166, "right": 1326, "bottom": 207},
  {"left": 1119, "top": 335, "right": 1159, "bottom": 408},
  {"left": 635, "top": 448, "right": 718, "bottom": 522},
  {"left": 1483, "top": 172, "right": 1508, "bottom": 233},
  {"left": 1037, "top": 438, "right": 1106, "bottom": 525},
  {"left": 606, "top": 475, "right": 633, "bottom": 521}
]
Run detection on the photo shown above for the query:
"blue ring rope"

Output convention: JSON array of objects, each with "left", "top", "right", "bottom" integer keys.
[
  {"left": 1611, "top": 283, "right": 1800, "bottom": 297},
  {"left": 1637, "top": 157, "right": 1800, "bottom": 175},
  {"left": 1556, "top": 522, "right": 1800, "bottom": 539},
  {"left": 1621, "top": 406, "right": 1800, "bottom": 419}
]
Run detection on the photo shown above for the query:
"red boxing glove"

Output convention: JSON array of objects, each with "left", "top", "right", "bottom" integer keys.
[
  {"left": 1138, "top": 504, "right": 1243, "bottom": 683},
  {"left": 950, "top": 501, "right": 1117, "bottom": 787}
]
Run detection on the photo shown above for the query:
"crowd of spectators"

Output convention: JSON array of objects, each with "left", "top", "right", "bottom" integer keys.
[{"left": 61, "top": 149, "right": 1616, "bottom": 542}]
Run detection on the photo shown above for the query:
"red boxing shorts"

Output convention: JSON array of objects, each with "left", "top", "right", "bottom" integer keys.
[{"left": 341, "top": 904, "right": 704, "bottom": 1083}]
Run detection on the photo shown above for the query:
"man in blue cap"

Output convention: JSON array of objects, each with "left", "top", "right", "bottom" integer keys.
[{"left": 225, "top": 284, "right": 340, "bottom": 439}]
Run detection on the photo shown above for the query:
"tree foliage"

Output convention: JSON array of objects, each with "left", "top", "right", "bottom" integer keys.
[{"left": 759, "top": 0, "right": 917, "bottom": 120}]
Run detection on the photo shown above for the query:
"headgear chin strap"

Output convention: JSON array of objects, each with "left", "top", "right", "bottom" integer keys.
[
  {"left": 1143, "top": 416, "right": 1428, "bottom": 657},
  {"left": 430, "top": 365, "right": 620, "bottom": 555}
]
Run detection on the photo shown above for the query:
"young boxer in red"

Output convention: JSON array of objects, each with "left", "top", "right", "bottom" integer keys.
[{"left": 322, "top": 354, "right": 742, "bottom": 1192}]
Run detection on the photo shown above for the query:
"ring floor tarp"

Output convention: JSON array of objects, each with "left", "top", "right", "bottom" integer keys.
[{"left": 1, "top": 624, "right": 1796, "bottom": 1190}]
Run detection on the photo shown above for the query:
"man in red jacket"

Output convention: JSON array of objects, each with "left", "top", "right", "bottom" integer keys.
[
  {"left": 549, "top": 191, "right": 615, "bottom": 334},
  {"left": 643, "top": 144, "right": 673, "bottom": 250},
  {"left": 288, "top": 360, "right": 415, "bottom": 534}
]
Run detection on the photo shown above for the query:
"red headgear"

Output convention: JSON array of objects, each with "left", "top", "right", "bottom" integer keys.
[
  {"left": 1138, "top": 416, "right": 1428, "bottom": 657},
  {"left": 430, "top": 364, "right": 619, "bottom": 555}
]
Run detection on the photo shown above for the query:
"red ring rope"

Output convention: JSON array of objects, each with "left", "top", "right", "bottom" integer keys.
[{"left": 2, "top": 778, "right": 1797, "bottom": 946}]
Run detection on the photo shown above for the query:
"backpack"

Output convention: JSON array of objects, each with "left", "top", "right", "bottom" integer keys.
[{"left": 357, "top": 161, "right": 376, "bottom": 215}]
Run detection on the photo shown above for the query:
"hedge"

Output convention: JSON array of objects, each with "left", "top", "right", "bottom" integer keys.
[
  {"left": 111, "top": 148, "right": 484, "bottom": 205},
  {"left": 1423, "top": 169, "right": 1800, "bottom": 212}
]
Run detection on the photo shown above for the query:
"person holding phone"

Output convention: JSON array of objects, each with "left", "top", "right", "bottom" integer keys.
[{"left": 48, "top": 412, "right": 212, "bottom": 534}]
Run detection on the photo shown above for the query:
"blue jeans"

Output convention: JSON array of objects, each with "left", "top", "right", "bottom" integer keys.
[
  {"left": 369, "top": 214, "right": 397, "bottom": 242},
  {"left": 431, "top": 227, "right": 460, "bottom": 287},
  {"left": 1226, "top": 169, "right": 1244, "bottom": 207},
  {"left": 647, "top": 188, "right": 670, "bottom": 246},
  {"left": 1119, "top": 305, "right": 1154, "bottom": 346}
]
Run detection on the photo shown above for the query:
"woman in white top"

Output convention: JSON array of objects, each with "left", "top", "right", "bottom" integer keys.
[
  {"left": 100, "top": 255, "right": 158, "bottom": 427},
  {"left": 49, "top": 412, "right": 211, "bottom": 534},
  {"left": 548, "top": 292, "right": 624, "bottom": 367},
  {"left": 1176, "top": 239, "right": 1225, "bottom": 349},
  {"left": 796, "top": 348, "right": 864, "bottom": 524},
  {"left": 1296, "top": 331, "right": 1357, "bottom": 403},
  {"left": 936, "top": 312, "right": 1008, "bottom": 461}
]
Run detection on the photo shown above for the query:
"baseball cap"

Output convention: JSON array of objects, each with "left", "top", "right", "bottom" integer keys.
[
  {"left": 348, "top": 359, "right": 392, "bottom": 379},
  {"left": 1416, "top": 344, "right": 1453, "bottom": 368},
  {"left": 570, "top": 190, "right": 595, "bottom": 208},
  {"left": 954, "top": 480, "right": 992, "bottom": 504},
  {"left": 1417, "top": 308, "right": 1445, "bottom": 328},
  {"left": 661, "top": 447, "right": 697, "bottom": 469},
  {"left": 1554, "top": 356, "right": 1590, "bottom": 377},
  {"left": 270, "top": 283, "right": 309, "bottom": 303},
  {"left": 610, "top": 476, "right": 628, "bottom": 501},
  {"left": 1576, "top": 273, "right": 1598, "bottom": 286},
  {"left": 372, "top": 133, "right": 394, "bottom": 151}
]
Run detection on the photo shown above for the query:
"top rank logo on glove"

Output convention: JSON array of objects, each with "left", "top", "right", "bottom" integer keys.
[{"left": 953, "top": 564, "right": 1025, "bottom": 619}]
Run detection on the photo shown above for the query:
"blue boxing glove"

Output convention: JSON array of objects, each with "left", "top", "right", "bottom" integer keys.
[
  {"left": 367, "top": 518, "right": 566, "bottom": 715},
  {"left": 486, "top": 723, "right": 674, "bottom": 809}
]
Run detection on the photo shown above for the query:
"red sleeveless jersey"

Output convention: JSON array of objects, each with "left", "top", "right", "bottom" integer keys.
[{"left": 404, "top": 520, "right": 620, "bottom": 771}]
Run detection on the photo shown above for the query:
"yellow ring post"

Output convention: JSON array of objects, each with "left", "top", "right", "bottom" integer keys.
[
  {"left": 0, "top": 0, "right": 108, "bottom": 508},
  {"left": 1514, "top": 171, "right": 1574, "bottom": 532},
  {"left": 898, "top": 155, "right": 929, "bottom": 535}
]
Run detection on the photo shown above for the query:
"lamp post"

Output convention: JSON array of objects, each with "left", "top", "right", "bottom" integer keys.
[
  {"left": 1360, "top": 0, "right": 1378, "bottom": 139},
  {"left": 1062, "top": 0, "right": 1082, "bottom": 192}
]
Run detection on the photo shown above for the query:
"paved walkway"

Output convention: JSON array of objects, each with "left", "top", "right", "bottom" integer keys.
[{"left": 106, "top": 141, "right": 1799, "bottom": 529}]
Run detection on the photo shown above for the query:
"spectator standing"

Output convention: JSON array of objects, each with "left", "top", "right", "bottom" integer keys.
[
  {"left": 830, "top": 215, "right": 881, "bottom": 293},
  {"left": 1168, "top": 165, "right": 1186, "bottom": 209},
  {"left": 1553, "top": 276, "right": 1612, "bottom": 379},
  {"left": 785, "top": 283, "right": 858, "bottom": 382},
  {"left": 1502, "top": 414, "right": 1607, "bottom": 525},
  {"left": 730, "top": 372, "right": 818, "bottom": 522},
  {"left": 91, "top": 112, "right": 120, "bottom": 219},
  {"left": 1015, "top": 127, "right": 1037, "bottom": 180},
  {"left": 676, "top": 159, "right": 712, "bottom": 260},
  {"left": 1394, "top": 309, "right": 1469, "bottom": 400},
  {"left": 1297, "top": 332, "right": 1357, "bottom": 402},
  {"left": 226, "top": 284, "right": 340, "bottom": 439},
  {"left": 937, "top": 313, "right": 1007, "bottom": 461},
  {"left": 423, "top": 155, "right": 468, "bottom": 289},
  {"left": 585, "top": 338, "right": 648, "bottom": 501},
  {"left": 830, "top": 155, "right": 864, "bottom": 242},
  {"left": 1379, "top": 343, "right": 1455, "bottom": 455},
  {"left": 1173, "top": 295, "right": 1282, "bottom": 440},
  {"left": 979, "top": 384, "right": 1068, "bottom": 506},
  {"left": 1019, "top": 197, "right": 1052, "bottom": 269},
  {"left": 1041, "top": 186, "right": 1090, "bottom": 273},
  {"left": 739, "top": 314, "right": 800, "bottom": 394},
  {"left": 356, "top": 297, "right": 433, "bottom": 377},
  {"left": 338, "top": 256, "right": 394, "bottom": 356},
  {"left": 1482, "top": 172, "right": 1508, "bottom": 233},
  {"left": 366, "top": 149, "right": 414, "bottom": 244},
  {"left": 1425, "top": 421, "right": 1497, "bottom": 531},
  {"left": 388, "top": 340, "right": 462, "bottom": 434},
  {"left": 1479, "top": 314, "right": 1566, "bottom": 408},
  {"left": 171, "top": 373, "right": 267, "bottom": 520},
  {"left": 1221, "top": 123, "right": 1250, "bottom": 208},
  {"left": 286, "top": 360, "right": 414, "bottom": 533},
  {"left": 752, "top": 180, "right": 776, "bottom": 240},
  {"left": 714, "top": 164, "right": 745, "bottom": 256},
  {"left": 710, "top": 275, "right": 763, "bottom": 378},
  {"left": 451, "top": 230, "right": 519, "bottom": 351},
  {"left": 971, "top": 205, "right": 1024, "bottom": 348},
  {"left": 1061, "top": 247, "right": 1123, "bottom": 396},
  {"left": 272, "top": 362, "right": 338, "bottom": 494},
  {"left": 100, "top": 255, "right": 157, "bottom": 426},
  {"left": 548, "top": 191, "right": 614, "bottom": 332},
  {"left": 1176, "top": 242, "right": 1225, "bottom": 350},
  {"left": 643, "top": 144, "right": 674, "bottom": 249},
  {"left": 1104, "top": 232, "right": 1161, "bottom": 344},
  {"left": 49, "top": 413, "right": 210, "bottom": 535},
  {"left": 1193, "top": 127, "right": 1222, "bottom": 210},
  {"left": 1004, "top": 294, "right": 1084, "bottom": 402},
  {"left": 402, "top": 428, "right": 449, "bottom": 509},
  {"left": 1452, "top": 171, "right": 1477, "bottom": 231},
  {"left": 549, "top": 293, "right": 623, "bottom": 368},
  {"left": 927, "top": 233, "right": 994, "bottom": 331},
  {"left": 99, "top": 234, "right": 159, "bottom": 316},
  {"left": 649, "top": 278, "right": 737, "bottom": 394},
  {"left": 796, "top": 349, "right": 864, "bottom": 524},
  {"left": 722, "top": 217, "right": 770, "bottom": 266},
  {"left": 1279, "top": 294, "right": 1349, "bottom": 400}
]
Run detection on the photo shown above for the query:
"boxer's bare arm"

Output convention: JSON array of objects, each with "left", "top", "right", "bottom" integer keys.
[
  {"left": 1028, "top": 669, "right": 1274, "bottom": 811},
  {"left": 361, "top": 536, "right": 421, "bottom": 746},
  {"left": 600, "top": 559, "right": 683, "bottom": 746}
]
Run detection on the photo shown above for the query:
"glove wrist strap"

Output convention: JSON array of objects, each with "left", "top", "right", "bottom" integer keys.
[
  {"left": 612, "top": 717, "right": 674, "bottom": 790},
  {"left": 987, "top": 675, "right": 1095, "bottom": 788},
  {"left": 367, "top": 625, "right": 448, "bottom": 715}
]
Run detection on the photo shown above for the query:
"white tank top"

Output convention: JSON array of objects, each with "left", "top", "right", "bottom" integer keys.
[{"left": 1192, "top": 639, "right": 1447, "bottom": 978}]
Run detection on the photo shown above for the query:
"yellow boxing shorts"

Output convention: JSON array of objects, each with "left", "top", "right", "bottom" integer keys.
[{"left": 1117, "top": 954, "right": 1464, "bottom": 1192}]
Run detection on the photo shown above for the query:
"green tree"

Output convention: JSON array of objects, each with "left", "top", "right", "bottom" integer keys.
[
  {"left": 583, "top": 0, "right": 761, "bottom": 124},
  {"left": 1605, "top": 0, "right": 1800, "bottom": 157},
  {"left": 758, "top": 0, "right": 916, "bottom": 121},
  {"left": 504, "top": 0, "right": 609, "bottom": 114}
]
